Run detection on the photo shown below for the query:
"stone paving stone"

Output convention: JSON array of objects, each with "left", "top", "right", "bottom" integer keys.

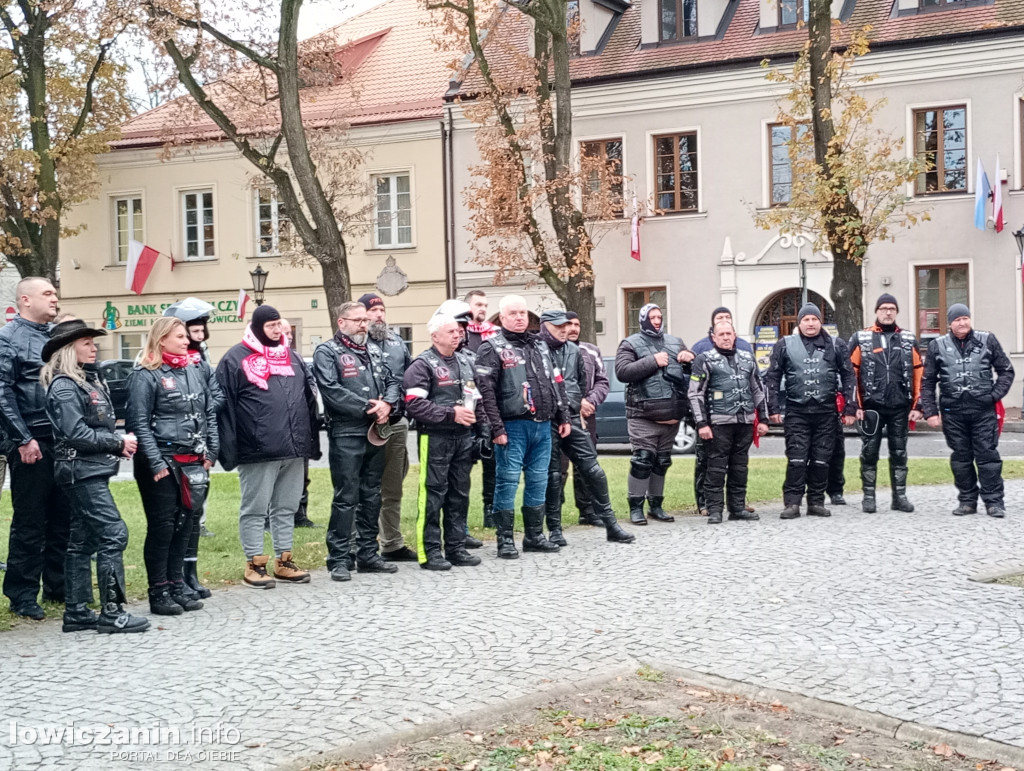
[{"left": 0, "top": 481, "right": 1023, "bottom": 769}]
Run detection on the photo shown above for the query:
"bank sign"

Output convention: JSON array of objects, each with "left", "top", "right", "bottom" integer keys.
[{"left": 103, "top": 299, "right": 243, "bottom": 330}]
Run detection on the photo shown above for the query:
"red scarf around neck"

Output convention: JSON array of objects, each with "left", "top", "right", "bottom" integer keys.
[
  {"left": 240, "top": 325, "right": 295, "bottom": 391},
  {"left": 162, "top": 352, "right": 191, "bottom": 369}
]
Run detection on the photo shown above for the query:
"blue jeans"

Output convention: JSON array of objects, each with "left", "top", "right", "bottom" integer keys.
[{"left": 494, "top": 420, "right": 552, "bottom": 510}]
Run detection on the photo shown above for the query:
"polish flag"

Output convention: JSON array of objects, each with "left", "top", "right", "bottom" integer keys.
[
  {"left": 993, "top": 155, "right": 1004, "bottom": 233},
  {"left": 125, "top": 240, "right": 161, "bottom": 295},
  {"left": 237, "top": 288, "right": 250, "bottom": 321},
  {"left": 630, "top": 194, "right": 641, "bottom": 261}
]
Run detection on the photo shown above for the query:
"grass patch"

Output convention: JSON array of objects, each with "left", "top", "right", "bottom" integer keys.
[
  {"left": 993, "top": 573, "right": 1024, "bottom": 588},
  {"left": 0, "top": 456, "right": 1018, "bottom": 630}
]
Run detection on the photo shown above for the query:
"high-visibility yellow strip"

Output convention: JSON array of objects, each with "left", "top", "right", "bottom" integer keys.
[{"left": 416, "top": 433, "right": 429, "bottom": 564}]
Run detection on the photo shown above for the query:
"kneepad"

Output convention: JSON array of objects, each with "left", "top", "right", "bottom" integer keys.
[
  {"left": 652, "top": 453, "right": 673, "bottom": 477},
  {"left": 630, "top": 449, "right": 656, "bottom": 480}
]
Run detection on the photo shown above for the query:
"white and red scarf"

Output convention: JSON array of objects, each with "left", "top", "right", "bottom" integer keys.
[
  {"left": 240, "top": 326, "right": 295, "bottom": 391},
  {"left": 467, "top": 320, "right": 499, "bottom": 341}
]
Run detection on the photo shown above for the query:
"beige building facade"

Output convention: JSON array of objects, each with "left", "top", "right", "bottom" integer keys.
[
  {"left": 58, "top": 0, "right": 452, "bottom": 363},
  {"left": 449, "top": 0, "right": 1024, "bottom": 405}
]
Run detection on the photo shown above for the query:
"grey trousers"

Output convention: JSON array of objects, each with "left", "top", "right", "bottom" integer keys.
[
  {"left": 238, "top": 457, "right": 306, "bottom": 558},
  {"left": 378, "top": 419, "right": 409, "bottom": 553}
]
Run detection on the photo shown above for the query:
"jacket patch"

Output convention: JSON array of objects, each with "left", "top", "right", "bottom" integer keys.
[
  {"left": 499, "top": 348, "right": 519, "bottom": 369},
  {"left": 339, "top": 353, "right": 360, "bottom": 378},
  {"left": 161, "top": 377, "right": 177, "bottom": 391}
]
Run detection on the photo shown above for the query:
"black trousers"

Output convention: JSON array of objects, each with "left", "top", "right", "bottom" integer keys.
[
  {"left": 134, "top": 453, "right": 191, "bottom": 589},
  {"left": 293, "top": 458, "right": 311, "bottom": 523},
  {"left": 326, "top": 433, "right": 386, "bottom": 568},
  {"left": 693, "top": 435, "right": 708, "bottom": 510},
  {"left": 2, "top": 440, "right": 71, "bottom": 606},
  {"left": 859, "top": 407, "right": 910, "bottom": 488},
  {"left": 560, "top": 417, "right": 599, "bottom": 515},
  {"left": 480, "top": 452, "right": 495, "bottom": 509},
  {"left": 546, "top": 416, "right": 613, "bottom": 518},
  {"left": 62, "top": 476, "right": 128, "bottom": 608},
  {"left": 416, "top": 431, "right": 474, "bottom": 561},
  {"left": 783, "top": 411, "right": 838, "bottom": 506},
  {"left": 704, "top": 424, "right": 755, "bottom": 515},
  {"left": 942, "top": 408, "right": 1003, "bottom": 506},
  {"left": 827, "top": 415, "right": 845, "bottom": 497}
]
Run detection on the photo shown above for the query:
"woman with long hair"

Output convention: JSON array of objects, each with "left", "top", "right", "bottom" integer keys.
[
  {"left": 127, "top": 317, "right": 219, "bottom": 616},
  {"left": 42, "top": 320, "right": 149, "bottom": 634}
]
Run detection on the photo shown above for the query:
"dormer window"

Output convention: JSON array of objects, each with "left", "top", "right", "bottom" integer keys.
[
  {"left": 778, "top": 0, "right": 809, "bottom": 25},
  {"left": 660, "top": 0, "right": 698, "bottom": 41}
]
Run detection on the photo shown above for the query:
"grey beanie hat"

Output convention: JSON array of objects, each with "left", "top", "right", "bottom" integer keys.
[
  {"left": 946, "top": 303, "right": 970, "bottom": 326},
  {"left": 797, "top": 303, "right": 822, "bottom": 322}
]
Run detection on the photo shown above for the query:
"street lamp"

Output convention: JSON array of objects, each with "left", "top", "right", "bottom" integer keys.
[
  {"left": 249, "top": 264, "right": 269, "bottom": 306},
  {"left": 1014, "top": 226, "right": 1024, "bottom": 260}
]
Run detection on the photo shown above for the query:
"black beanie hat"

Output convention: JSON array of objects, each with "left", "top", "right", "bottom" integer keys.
[
  {"left": 946, "top": 303, "right": 970, "bottom": 326},
  {"left": 797, "top": 303, "right": 822, "bottom": 323},
  {"left": 875, "top": 293, "right": 899, "bottom": 312},
  {"left": 251, "top": 304, "right": 282, "bottom": 347},
  {"left": 358, "top": 292, "right": 385, "bottom": 311},
  {"left": 710, "top": 306, "right": 731, "bottom": 324}
]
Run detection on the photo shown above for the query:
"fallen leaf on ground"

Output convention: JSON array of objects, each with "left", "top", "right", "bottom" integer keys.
[
  {"left": 933, "top": 744, "right": 954, "bottom": 758},
  {"left": 686, "top": 689, "right": 713, "bottom": 698},
  {"left": 767, "top": 765, "right": 785, "bottom": 771},
  {"left": 621, "top": 746, "right": 641, "bottom": 756},
  {"left": 720, "top": 747, "right": 736, "bottom": 761},
  {"left": 470, "top": 735, "right": 484, "bottom": 744},
  {"left": 833, "top": 737, "right": 846, "bottom": 746},
  {"left": 641, "top": 752, "right": 663, "bottom": 764},
  {"left": 461, "top": 762, "right": 477, "bottom": 771}
]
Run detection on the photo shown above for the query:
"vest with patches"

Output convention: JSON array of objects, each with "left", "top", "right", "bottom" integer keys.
[
  {"left": 783, "top": 333, "right": 838, "bottom": 408},
  {"left": 704, "top": 349, "right": 757, "bottom": 416},
  {"left": 855, "top": 328, "right": 916, "bottom": 406}
]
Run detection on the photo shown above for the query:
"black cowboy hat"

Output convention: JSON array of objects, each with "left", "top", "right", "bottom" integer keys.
[{"left": 42, "top": 319, "right": 108, "bottom": 363}]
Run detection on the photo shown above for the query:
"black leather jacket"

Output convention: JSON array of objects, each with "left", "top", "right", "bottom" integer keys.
[
  {"left": 0, "top": 315, "right": 53, "bottom": 445},
  {"left": 313, "top": 334, "right": 401, "bottom": 437},
  {"left": 126, "top": 363, "right": 220, "bottom": 475},
  {"left": 46, "top": 368, "right": 124, "bottom": 486}
]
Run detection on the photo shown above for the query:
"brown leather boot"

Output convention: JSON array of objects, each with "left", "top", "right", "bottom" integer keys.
[
  {"left": 244, "top": 555, "right": 276, "bottom": 589},
  {"left": 273, "top": 551, "right": 311, "bottom": 583}
]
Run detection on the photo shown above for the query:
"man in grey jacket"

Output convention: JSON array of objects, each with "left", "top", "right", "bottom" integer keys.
[
  {"left": 0, "top": 278, "right": 65, "bottom": 620},
  {"left": 687, "top": 321, "right": 769, "bottom": 524}
]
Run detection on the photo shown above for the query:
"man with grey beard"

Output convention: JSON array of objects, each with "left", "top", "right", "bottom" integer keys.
[{"left": 358, "top": 293, "right": 419, "bottom": 561}]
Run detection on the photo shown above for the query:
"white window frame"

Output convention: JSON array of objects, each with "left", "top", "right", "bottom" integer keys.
[
  {"left": 371, "top": 171, "right": 414, "bottom": 249},
  {"left": 118, "top": 332, "right": 147, "bottom": 361},
  {"left": 645, "top": 126, "right": 703, "bottom": 216},
  {"left": 904, "top": 100, "right": 972, "bottom": 198},
  {"left": 254, "top": 187, "right": 290, "bottom": 256},
  {"left": 111, "top": 193, "right": 144, "bottom": 265},
  {"left": 576, "top": 134, "right": 627, "bottom": 219},
  {"left": 617, "top": 282, "right": 672, "bottom": 341},
  {"left": 179, "top": 187, "right": 217, "bottom": 261}
]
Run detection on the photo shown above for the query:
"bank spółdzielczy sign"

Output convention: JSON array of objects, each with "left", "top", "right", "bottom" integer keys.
[{"left": 103, "top": 299, "right": 243, "bottom": 330}]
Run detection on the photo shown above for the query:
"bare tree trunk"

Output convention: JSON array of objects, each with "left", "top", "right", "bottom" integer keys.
[{"left": 807, "top": 0, "right": 863, "bottom": 338}]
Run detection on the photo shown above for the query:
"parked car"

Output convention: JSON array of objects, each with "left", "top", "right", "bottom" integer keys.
[
  {"left": 99, "top": 359, "right": 134, "bottom": 425},
  {"left": 594, "top": 357, "right": 696, "bottom": 454}
]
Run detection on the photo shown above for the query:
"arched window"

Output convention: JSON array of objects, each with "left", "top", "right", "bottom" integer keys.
[{"left": 755, "top": 288, "right": 834, "bottom": 336}]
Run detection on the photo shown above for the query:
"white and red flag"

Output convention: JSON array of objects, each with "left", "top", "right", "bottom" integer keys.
[
  {"left": 993, "top": 154, "right": 1005, "bottom": 233},
  {"left": 237, "top": 288, "right": 250, "bottom": 321},
  {"left": 125, "top": 240, "right": 162, "bottom": 295},
  {"left": 630, "top": 194, "right": 641, "bottom": 261}
]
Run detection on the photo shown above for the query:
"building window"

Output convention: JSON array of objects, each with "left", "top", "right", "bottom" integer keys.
[
  {"left": 391, "top": 324, "right": 413, "bottom": 355},
  {"left": 373, "top": 173, "right": 412, "bottom": 248},
  {"left": 913, "top": 106, "right": 967, "bottom": 195},
  {"left": 567, "top": 0, "right": 581, "bottom": 56},
  {"left": 113, "top": 196, "right": 143, "bottom": 264},
  {"left": 654, "top": 133, "right": 699, "bottom": 214},
  {"left": 181, "top": 189, "right": 215, "bottom": 260},
  {"left": 916, "top": 264, "right": 969, "bottom": 339},
  {"left": 919, "top": 0, "right": 965, "bottom": 6},
  {"left": 778, "top": 0, "right": 809, "bottom": 25},
  {"left": 660, "top": 0, "right": 697, "bottom": 40},
  {"left": 581, "top": 139, "right": 624, "bottom": 218},
  {"left": 624, "top": 287, "right": 667, "bottom": 337},
  {"left": 255, "top": 188, "right": 291, "bottom": 256},
  {"left": 767, "top": 123, "right": 811, "bottom": 206},
  {"left": 118, "top": 333, "right": 145, "bottom": 361}
]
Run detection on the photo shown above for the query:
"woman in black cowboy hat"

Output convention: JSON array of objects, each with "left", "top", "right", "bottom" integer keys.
[{"left": 41, "top": 320, "right": 149, "bottom": 634}]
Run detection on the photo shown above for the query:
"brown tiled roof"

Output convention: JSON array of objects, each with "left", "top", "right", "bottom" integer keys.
[
  {"left": 457, "top": 0, "right": 1024, "bottom": 94},
  {"left": 113, "top": 0, "right": 454, "bottom": 149}
]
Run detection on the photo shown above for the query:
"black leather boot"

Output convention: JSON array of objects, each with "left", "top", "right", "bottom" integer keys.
[
  {"left": 780, "top": 504, "right": 801, "bottom": 519},
  {"left": 806, "top": 504, "right": 832, "bottom": 517},
  {"left": 952, "top": 503, "right": 977, "bottom": 516},
  {"left": 891, "top": 465, "right": 914, "bottom": 512},
  {"left": 494, "top": 510, "right": 519, "bottom": 559},
  {"left": 463, "top": 533, "right": 484, "bottom": 549},
  {"left": 646, "top": 496, "right": 675, "bottom": 522},
  {"left": 522, "top": 506, "right": 560, "bottom": 552},
  {"left": 62, "top": 603, "right": 98, "bottom": 633},
  {"left": 183, "top": 560, "right": 212, "bottom": 599},
  {"left": 148, "top": 586, "right": 184, "bottom": 616},
  {"left": 707, "top": 511, "right": 723, "bottom": 525},
  {"left": 98, "top": 572, "right": 149, "bottom": 634},
  {"left": 600, "top": 509, "right": 635, "bottom": 543},
  {"left": 861, "top": 463, "right": 877, "bottom": 512},
  {"left": 545, "top": 506, "right": 568, "bottom": 547},
  {"left": 169, "top": 581, "right": 204, "bottom": 611},
  {"left": 628, "top": 496, "right": 647, "bottom": 526},
  {"left": 483, "top": 504, "right": 495, "bottom": 529}
]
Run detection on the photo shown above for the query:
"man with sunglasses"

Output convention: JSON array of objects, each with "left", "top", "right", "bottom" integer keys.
[{"left": 848, "top": 294, "right": 924, "bottom": 513}]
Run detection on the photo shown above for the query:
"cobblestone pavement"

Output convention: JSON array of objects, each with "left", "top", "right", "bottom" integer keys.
[{"left": 1, "top": 481, "right": 1023, "bottom": 770}]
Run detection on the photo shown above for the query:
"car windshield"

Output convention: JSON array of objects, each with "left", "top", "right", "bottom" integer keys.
[{"left": 603, "top": 358, "right": 624, "bottom": 392}]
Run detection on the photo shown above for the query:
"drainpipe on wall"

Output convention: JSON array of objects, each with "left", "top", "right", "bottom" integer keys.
[{"left": 441, "top": 116, "right": 453, "bottom": 299}]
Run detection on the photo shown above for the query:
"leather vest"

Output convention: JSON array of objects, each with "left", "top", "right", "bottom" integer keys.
[
  {"left": 418, "top": 349, "right": 477, "bottom": 409},
  {"left": 783, "top": 333, "right": 838, "bottom": 407},
  {"left": 933, "top": 332, "right": 994, "bottom": 402},
  {"left": 704, "top": 349, "right": 757, "bottom": 416},
  {"left": 487, "top": 331, "right": 559, "bottom": 420},
  {"left": 624, "top": 332, "right": 687, "bottom": 406},
  {"left": 368, "top": 331, "right": 408, "bottom": 420},
  {"left": 322, "top": 338, "right": 390, "bottom": 425},
  {"left": 51, "top": 373, "right": 121, "bottom": 485},
  {"left": 548, "top": 341, "right": 583, "bottom": 413},
  {"left": 855, "top": 329, "right": 916, "bottom": 403}
]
